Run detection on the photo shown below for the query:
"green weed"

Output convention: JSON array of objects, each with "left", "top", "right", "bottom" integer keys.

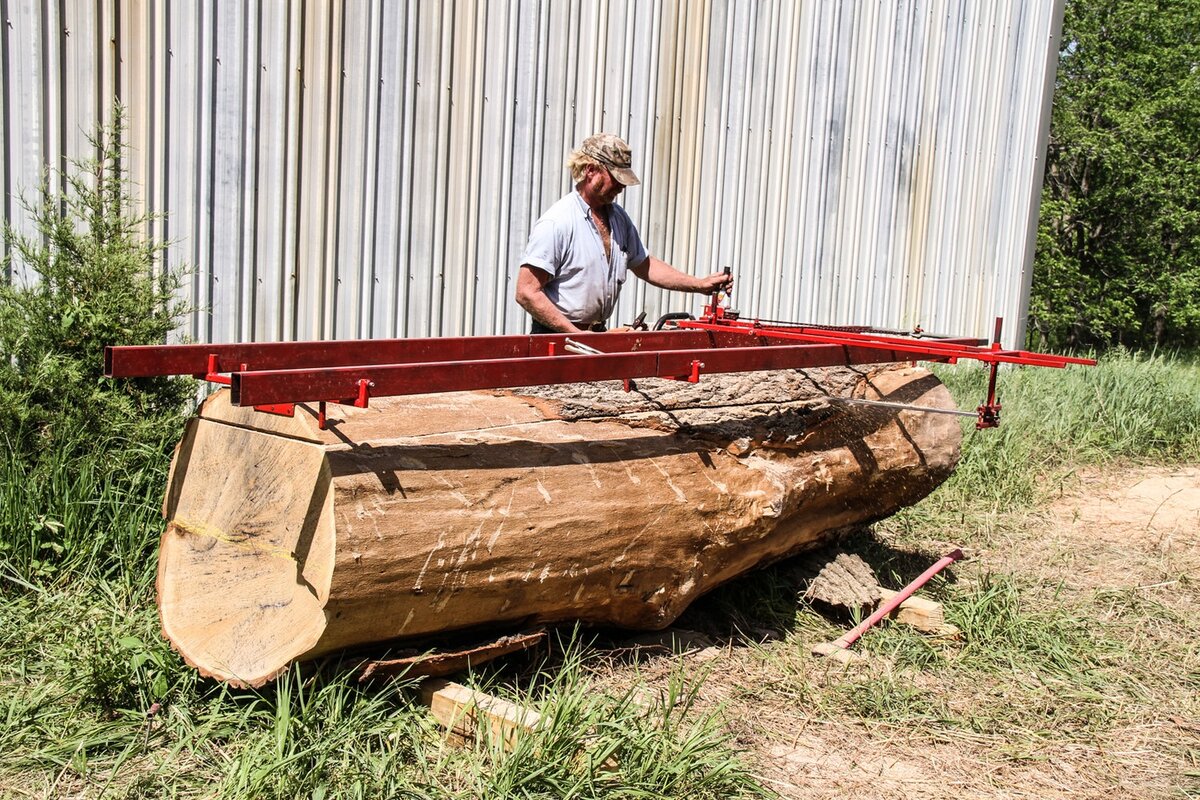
[
  {"left": 0, "top": 424, "right": 175, "bottom": 585},
  {"left": 0, "top": 107, "right": 192, "bottom": 585},
  {"left": 0, "top": 586, "right": 768, "bottom": 798}
]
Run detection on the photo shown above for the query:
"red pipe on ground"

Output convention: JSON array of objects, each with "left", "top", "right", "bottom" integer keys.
[{"left": 829, "top": 548, "right": 964, "bottom": 651}]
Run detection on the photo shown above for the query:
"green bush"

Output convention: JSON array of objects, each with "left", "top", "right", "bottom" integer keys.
[{"left": 0, "top": 109, "right": 192, "bottom": 580}]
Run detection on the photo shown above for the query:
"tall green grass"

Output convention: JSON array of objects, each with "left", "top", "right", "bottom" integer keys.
[
  {"left": 0, "top": 422, "right": 176, "bottom": 585},
  {"left": 928, "top": 350, "right": 1200, "bottom": 511},
  {"left": 0, "top": 595, "right": 766, "bottom": 798},
  {"left": 470, "top": 642, "right": 767, "bottom": 799}
]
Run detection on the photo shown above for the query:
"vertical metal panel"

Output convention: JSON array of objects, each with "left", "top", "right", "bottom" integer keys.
[
  {"left": 251, "top": 2, "right": 287, "bottom": 342},
  {"left": 0, "top": 0, "right": 7, "bottom": 272},
  {"left": 370, "top": 1, "right": 413, "bottom": 340},
  {"left": 4, "top": 0, "right": 1064, "bottom": 348},
  {"left": 162, "top": 4, "right": 194, "bottom": 341},
  {"left": 5, "top": 0, "right": 48, "bottom": 285}
]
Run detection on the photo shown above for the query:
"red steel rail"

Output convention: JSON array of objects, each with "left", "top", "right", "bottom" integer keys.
[{"left": 104, "top": 306, "right": 1095, "bottom": 429}]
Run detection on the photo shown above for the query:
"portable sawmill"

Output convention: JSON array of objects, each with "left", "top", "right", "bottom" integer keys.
[{"left": 105, "top": 298, "right": 1094, "bottom": 686}]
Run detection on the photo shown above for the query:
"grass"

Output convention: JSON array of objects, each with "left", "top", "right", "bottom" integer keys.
[
  {"left": 474, "top": 644, "right": 766, "bottom": 799},
  {"left": 931, "top": 349, "right": 1200, "bottom": 506},
  {"left": 0, "top": 430, "right": 173, "bottom": 586},
  {"left": 0, "top": 597, "right": 766, "bottom": 798},
  {"left": 820, "top": 351, "right": 1200, "bottom": 750},
  {"left": 2, "top": 349, "right": 1200, "bottom": 797},
  {"left": 875, "top": 350, "right": 1200, "bottom": 558}
]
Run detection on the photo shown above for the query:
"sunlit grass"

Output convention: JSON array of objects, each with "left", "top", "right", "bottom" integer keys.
[
  {"left": 932, "top": 350, "right": 1200, "bottom": 506},
  {"left": 0, "top": 576, "right": 767, "bottom": 799},
  {"left": 0, "top": 428, "right": 174, "bottom": 587},
  {"left": 2, "top": 350, "right": 1199, "bottom": 796}
]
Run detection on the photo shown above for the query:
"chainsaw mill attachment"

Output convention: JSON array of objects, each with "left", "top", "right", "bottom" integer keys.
[{"left": 105, "top": 304, "right": 1094, "bottom": 430}]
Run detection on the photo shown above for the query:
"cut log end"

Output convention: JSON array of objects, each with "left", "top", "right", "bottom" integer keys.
[
  {"left": 157, "top": 412, "right": 337, "bottom": 687},
  {"left": 158, "top": 524, "right": 330, "bottom": 687}
]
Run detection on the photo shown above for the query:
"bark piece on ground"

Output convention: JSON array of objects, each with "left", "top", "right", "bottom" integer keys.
[
  {"left": 358, "top": 630, "right": 546, "bottom": 681},
  {"left": 804, "top": 553, "right": 883, "bottom": 611}
]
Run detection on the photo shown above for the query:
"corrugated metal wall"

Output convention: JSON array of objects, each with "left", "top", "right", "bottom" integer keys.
[{"left": 2, "top": 0, "right": 1063, "bottom": 347}]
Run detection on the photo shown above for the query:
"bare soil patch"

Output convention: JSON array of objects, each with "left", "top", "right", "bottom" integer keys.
[{"left": 1043, "top": 466, "right": 1200, "bottom": 596}]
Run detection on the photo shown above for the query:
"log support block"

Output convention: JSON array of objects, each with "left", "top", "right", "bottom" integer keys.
[
  {"left": 878, "top": 588, "right": 960, "bottom": 637},
  {"left": 420, "top": 679, "right": 542, "bottom": 750},
  {"left": 811, "top": 641, "right": 864, "bottom": 664}
]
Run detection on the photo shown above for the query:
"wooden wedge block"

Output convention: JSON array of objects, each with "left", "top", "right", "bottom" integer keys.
[
  {"left": 811, "top": 641, "right": 864, "bottom": 664},
  {"left": 419, "top": 679, "right": 621, "bottom": 772},
  {"left": 419, "top": 679, "right": 542, "bottom": 750},
  {"left": 878, "top": 588, "right": 960, "bottom": 636}
]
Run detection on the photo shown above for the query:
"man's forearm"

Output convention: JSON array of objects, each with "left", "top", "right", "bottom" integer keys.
[
  {"left": 634, "top": 258, "right": 733, "bottom": 295},
  {"left": 515, "top": 292, "right": 582, "bottom": 333},
  {"left": 515, "top": 265, "right": 585, "bottom": 333},
  {"left": 523, "top": 298, "right": 582, "bottom": 333},
  {"left": 635, "top": 257, "right": 707, "bottom": 292}
]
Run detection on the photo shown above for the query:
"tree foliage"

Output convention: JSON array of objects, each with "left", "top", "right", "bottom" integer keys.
[
  {"left": 0, "top": 110, "right": 193, "bottom": 471},
  {"left": 1030, "top": 0, "right": 1200, "bottom": 349}
]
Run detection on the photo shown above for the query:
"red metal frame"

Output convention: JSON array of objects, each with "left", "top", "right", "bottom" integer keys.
[
  {"left": 105, "top": 305, "right": 1095, "bottom": 430},
  {"left": 674, "top": 304, "right": 1095, "bottom": 428}
]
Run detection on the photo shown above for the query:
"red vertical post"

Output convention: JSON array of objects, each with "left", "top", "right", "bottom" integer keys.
[{"left": 977, "top": 318, "right": 1003, "bottom": 428}]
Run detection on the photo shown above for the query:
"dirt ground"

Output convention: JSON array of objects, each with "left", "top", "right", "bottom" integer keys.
[
  {"left": 596, "top": 465, "right": 1200, "bottom": 799},
  {"left": 1036, "top": 466, "right": 1200, "bottom": 595}
]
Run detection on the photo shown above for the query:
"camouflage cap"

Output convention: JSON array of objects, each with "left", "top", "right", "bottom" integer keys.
[{"left": 577, "top": 133, "right": 640, "bottom": 186}]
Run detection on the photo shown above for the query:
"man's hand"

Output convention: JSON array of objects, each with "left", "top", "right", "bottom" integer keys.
[{"left": 696, "top": 270, "right": 734, "bottom": 295}]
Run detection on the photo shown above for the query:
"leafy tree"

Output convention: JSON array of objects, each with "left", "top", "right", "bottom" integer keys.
[
  {"left": 0, "top": 109, "right": 193, "bottom": 472},
  {"left": 1030, "top": 0, "right": 1200, "bottom": 350}
]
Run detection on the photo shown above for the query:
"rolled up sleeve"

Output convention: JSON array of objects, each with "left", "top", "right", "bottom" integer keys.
[{"left": 519, "top": 218, "right": 561, "bottom": 276}]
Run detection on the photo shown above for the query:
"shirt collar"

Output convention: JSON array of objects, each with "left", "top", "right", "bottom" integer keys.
[
  {"left": 571, "top": 190, "right": 591, "bottom": 218},
  {"left": 572, "top": 190, "right": 620, "bottom": 222}
]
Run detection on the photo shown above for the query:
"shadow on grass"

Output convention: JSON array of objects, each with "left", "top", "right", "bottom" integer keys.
[{"left": 639, "top": 526, "right": 959, "bottom": 649}]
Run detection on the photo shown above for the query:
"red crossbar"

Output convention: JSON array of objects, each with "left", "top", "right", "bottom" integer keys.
[
  {"left": 105, "top": 329, "right": 764, "bottom": 378},
  {"left": 227, "top": 342, "right": 924, "bottom": 406}
]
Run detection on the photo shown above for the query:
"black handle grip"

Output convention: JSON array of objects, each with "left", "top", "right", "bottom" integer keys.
[{"left": 653, "top": 312, "right": 695, "bottom": 331}]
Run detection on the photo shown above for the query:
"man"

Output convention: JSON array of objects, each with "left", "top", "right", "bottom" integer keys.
[{"left": 514, "top": 133, "right": 733, "bottom": 333}]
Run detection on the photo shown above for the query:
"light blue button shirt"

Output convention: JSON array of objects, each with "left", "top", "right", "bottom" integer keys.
[{"left": 519, "top": 191, "right": 648, "bottom": 327}]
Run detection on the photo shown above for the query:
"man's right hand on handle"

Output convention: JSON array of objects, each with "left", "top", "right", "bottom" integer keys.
[{"left": 695, "top": 270, "right": 734, "bottom": 295}]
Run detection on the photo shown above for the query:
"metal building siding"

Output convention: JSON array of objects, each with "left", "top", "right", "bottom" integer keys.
[{"left": 3, "top": 0, "right": 1062, "bottom": 347}]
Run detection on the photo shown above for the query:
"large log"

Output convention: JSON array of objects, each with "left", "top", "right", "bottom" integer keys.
[{"left": 158, "top": 364, "right": 961, "bottom": 686}]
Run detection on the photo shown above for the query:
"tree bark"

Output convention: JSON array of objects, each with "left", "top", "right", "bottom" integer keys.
[{"left": 157, "top": 364, "right": 961, "bottom": 687}]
